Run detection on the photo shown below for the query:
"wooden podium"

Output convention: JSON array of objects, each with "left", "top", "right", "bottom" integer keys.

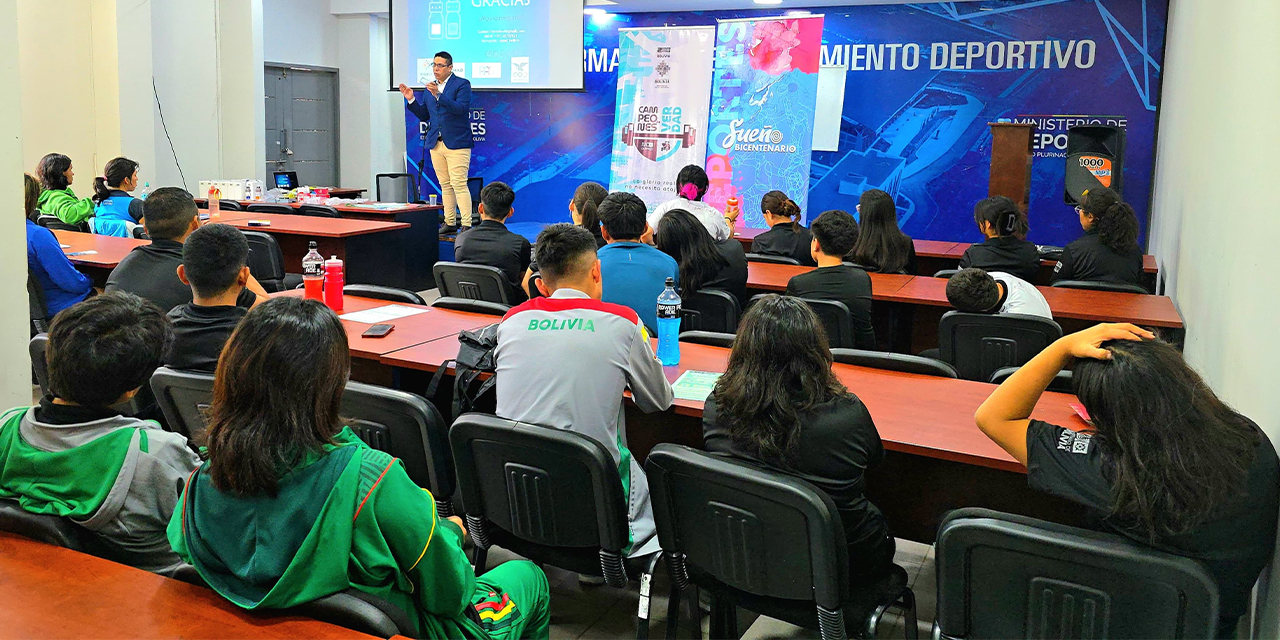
[{"left": 988, "top": 122, "right": 1035, "bottom": 211}]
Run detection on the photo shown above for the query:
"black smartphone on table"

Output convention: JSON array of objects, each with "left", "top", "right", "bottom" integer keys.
[{"left": 362, "top": 323, "right": 395, "bottom": 338}]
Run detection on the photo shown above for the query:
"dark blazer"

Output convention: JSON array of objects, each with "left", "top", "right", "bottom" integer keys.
[
  {"left": 959, "top": 235, "right": 1041, "bottom": 282},
  {"left": 405, "top": 75, "right": 474, "bottom": 150}
]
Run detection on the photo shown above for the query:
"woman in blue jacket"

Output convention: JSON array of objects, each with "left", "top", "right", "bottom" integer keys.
[
  {"left": 91, "top": 157, "right": 144, "bottom": 238},
  {"left": 26, "top": 174, "right": 92, "bottom": 316}
]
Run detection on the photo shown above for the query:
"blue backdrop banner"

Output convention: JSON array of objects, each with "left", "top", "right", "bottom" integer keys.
[{"left": 406, "top": 0, "right": 1166, "bottom": 248}]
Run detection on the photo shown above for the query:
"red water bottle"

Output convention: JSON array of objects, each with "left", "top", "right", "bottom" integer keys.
[{"left": 323, "top": 256, "right": 344, "bottom": 312}]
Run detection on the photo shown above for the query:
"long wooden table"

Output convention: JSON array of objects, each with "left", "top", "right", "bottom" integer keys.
[
  {"left": 0, "top": 531, "right": 380, "bottom": 639},
  {"left": 53, "top": 230, "right": 149, "bottom": 287}
]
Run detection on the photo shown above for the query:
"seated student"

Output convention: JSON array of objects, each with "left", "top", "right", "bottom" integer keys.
[
  {"left": 35, "top": 153, "right": 95, "bottom": 226},
  {"left": 655, "top": 209, "right": 747, "bottom": 307},
  {"left": 496, "top": 224, "right": 674, "bottom": 559},
  {"left": 106, "top": 187, "right": 268, "bottom": 312},
  {"left": 750, "top": 190, "right": 816, "bottom": 266},
  {"left": 974, "top": 324, "right": 1278, "bottom": 638},
  {"left": 945, "top": 267, "right": 1052, "bottom": 319},
  {"left": 166, "top": 224, "right": 267, "bottom": 372},
  {"left": 785, "top": 209, "right": 876, "bottom": 349},
  {"left": 0, "top": 293, "right": 199, "bottom": 575},
  {"left": 455, "top": 181, "right": 532, "bottom": 303},
  {"left": 169, "top": 296, "right": 549, "bottom": 638},
  {"left": 958, "top": 196, "right": 1040, "bottom": 282},
  {"left": 25, "top": 174, "right": 92, "bottom": 316},
  {"left": 648, "top": 165, "right": 737, "bottom": 242},
  {"left": 91, "top": 157, "right": 145, "bottom": 238},
  {"left": 703, "top": 295, "right": 894, "bottom": 580},
  {"left": 1054, "top": 187, "right": 1145, "bottom": 287},
  {"left": 597, "top": 192, "right": 679, "bottom": 333},
  {"left": 521, "top": 181, "right": 609, "bottom": 299},
  {"left": 849, "top": 189, "right": 916, "bottom": 274}
]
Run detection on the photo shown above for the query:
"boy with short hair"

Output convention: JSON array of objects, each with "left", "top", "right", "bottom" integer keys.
[
  {"left": 166, "top": 224, "right": 267, "bottom": 371},
  {"left": 454, "top": 181, "right": 532, "bottom": 302},
  {"left": 0, "top": 293, "right": 200, "bottom": 574},
  {"left": 946, "top": 267, "right": 1052, "bottom": 319},
  {"left": 786, "top": 209, "right": 876, "bottom": 349},
  {"left": 596, "top": 192, "right": 679, "bottom": 333}
]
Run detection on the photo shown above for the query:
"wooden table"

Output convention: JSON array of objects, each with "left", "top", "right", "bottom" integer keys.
[
  {"left": 53, "top": 230, "right": 149, "bottom": 287},
  {"left": 0, "top": 531, "right": 379, "bottom": 639}
]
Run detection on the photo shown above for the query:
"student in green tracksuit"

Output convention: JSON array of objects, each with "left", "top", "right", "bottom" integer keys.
[
  {"left": 36, "top": 153, "right": 95, "bottom": 225},
  {"left": 168, "top": 297, "right": 550, "bottom": 639}
]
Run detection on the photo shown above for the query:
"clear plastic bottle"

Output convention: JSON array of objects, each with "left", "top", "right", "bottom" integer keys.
[
  {"left": 302, "top": 241, "right": 324, "bottom": 301},
  {"left": 656, "top": 277, "right": 681, "bottom": 366},
  {"left": 139, "top": 182, "right": 151, "bottom": 200}
]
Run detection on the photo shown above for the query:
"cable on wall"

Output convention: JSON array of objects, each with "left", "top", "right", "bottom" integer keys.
[{"left": 153, "top": 79, "right": 188, "bottom": 191}]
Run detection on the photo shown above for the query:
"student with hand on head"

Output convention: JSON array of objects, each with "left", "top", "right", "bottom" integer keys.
[
  {"left": 958, "top": 196, "right": 1039, "bottom": 282},
  {"left": 785, "top": 209, "right": 876, "bottom": 349},
  {"left": 648, "top": 165, "right": 736, "bottom": 242},
  {"left": 750, "top": 190, "right": 816, "bottom": 266},
  {"left": 849, "top": 189, "right": 916, "bottom": 274},
  {"left": 106, "top": 187, "right": 268, "bottom": 312},
  {"left": 974, "top": 324, "right": 1278, "bottom": 638},
  {"left": 25, "top": 174, "right": 92, "bottom": 317},
  {"left": 496, "top": 224, "right": 674, "bottom": 559},
  {"left": 454, "top": 181, "right": 532, "bottom": 303},
  {"left": 597, "top": 192, "right": 680, "bottom": 333},
  {"left": 703, "top": 295, "right": 895, "bottom": 580},
  {"left": 170, "top": 297, "right": 550, "bottom": 639},
  {"left": 1054, "top": 187, "right": 1144, "bottom": 287},
  {"left": 946, "top": 267, "right": 1051, "bottom": 319},
  {"left": 35, "top": 153, "right": 95, "bottom": 226},
  {"left": 0, "top": 293, "right": 200, "bottom": 575},
  {"left": 91, "top": 157, "right": 145, "bottom": 238},
  {"left": 655, "top": 209, "right": 747, "bottom": 307},
  {"left": 166, "top": 224, "right": 268, "bottom": 372}
]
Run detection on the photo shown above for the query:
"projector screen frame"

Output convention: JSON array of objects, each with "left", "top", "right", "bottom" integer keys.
[{"left": 387, "top": 0, "right": 587, "bottom": 93}]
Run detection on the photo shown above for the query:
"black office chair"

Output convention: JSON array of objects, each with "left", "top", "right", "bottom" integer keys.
[
  {"left": 433, "top": 262, "right": 513, "bottom": 306},
  {"left": 1052, "top": 279, "right": 1151, "bottom": 295},
  {"left": 745, "top": 253, "right": 801, "bottom": 265},
  {"left": 449, "top": 413, "right": 662, "bottom": 639},
  {"left": 802, "top": 298, "right": 858, "bottom": 350},
  {"left": 680, "top": 290, "right": 740, "bottom": 334},
  {"left": 148, "top": 367, "right": 213, "bottom": 441},
  {"left": 831, "top": 348, "right": 959, "bottom": 378},
  {"left": 989, "top": 366, "right": 1074, "bottom": 393},
  {"left": 376, "top": 172, "right": 421, "bottom": 203},
  {"left": 299, "top": 204, "right": 341, "bottom": 218},
  {"left": 290, "top": 589, "right": 416, "bottom": 639},
  {"left": 431, "top": 296, "right": 510, "bottom": 316},
  {"left": 938, "top": 311, "right": 1063, "bottom": 382},
  {"left": 27, "top": 273, "right": 49, "bottom": 335},
  {"left": 934, "top": 508, "right": 1218, "bottom": 639},
  {"left": 843, "top": 261, "right": 876, "bottom": 272},
  {"left": 246, "top": 203, "right": 295, "bottom": 216},
  {"left": 678, "top": 331, "right": 736, "bottom": 349},
  {"left": 933, "top": 269, "right": 960, "bottom": 279},
  {"left": 214, "top": 199, "right": 244, "bottom": 212},
  {"left": 343, "top": 284, "right": 426, "bottom": 306},
  {"left": 0, "top": 497, "right": 89, "bottom": 551},
  {"left": 242, "top": 230, "right": 301, "bottom": 292},
  {"left": 29, "top": 334, "right": 49, "bottom": 396},
  {"left": 645, "top": 444, "right": 918, "bottom": 640},
  {"left": 36, "top": 214, "right": 88, "bottom": 233}
]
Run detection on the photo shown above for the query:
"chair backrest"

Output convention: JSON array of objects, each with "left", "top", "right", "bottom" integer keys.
[
  {"left": 212, "top": 199, "right": 244, "bottom": 211},
  {"left": 37, "top": 214, "right": 87, "bottom": 232},
  {"left": 0, "top": 497, "right": 87, "bottom": 551},
  {"left": 989, "top": 366, "right": 1074, "bottom": 393},
  {"left": 449, "top": 413, "right": 630, "bottom": 554},
  {"left": 245, "top": 203, "right": 295, "bottom": 216},
  {"left": 27, "top": 273, "right": 49, "bottom": 335},
  {"left": 242, "top": 230, "right": 288, "bottom": 292},
  {"left": 678, "top": 331, "right": 736, "bottom": 349},
  {"left": 934, "top": 508, "right": 1218, "bottom": 640},
  {"left": 933, "top": 269, "right": 960, "bottom": 279},
  {"left": 938, "top": 311, "right": 1063, "bottom": 382},
  {"left": 431, "top": 296, "right": 510, "bottom": 316},
  {"left": 831, "top": 348, "right": 958, "bottom": 378},
  {"left": 290, "top": 589, "right": 415, "bottom": 639},
  {"left": 645, "top": 444, "right": 848, "bottom": 608},
  {"left": 29, "top": 334, "right": 50, "bottom": 396},
  {"left": 745, "top": 253, "right": 801, "bottom": 265},
  {"left": 467, "top": 177, "right": 484, "bottom": 214},
  {"left": 299, "top": 204, "right": 341, "bottom": 218},
  {"left": 680, "top": 289, "right": 740, "bottom": 334},
  {"left": 375, "top": 172, "right": 420, "bottom": 203},
  {"left": 148, "top": 367, "right": 215, "bottom": 440},
  {"left": 799, "top": 298, "right": 855, "bottom": 349},
  {"left": 432, "top": 262, "right": 512, "bottom": 305},
  {"left": 342, "top": 284, "right": 425, "bottom": 306},
  {"left": 1052, "top": 279, "right": 1150, "bottom": 295}
]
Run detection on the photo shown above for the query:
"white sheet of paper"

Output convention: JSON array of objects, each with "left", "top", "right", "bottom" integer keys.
[{"left": 339, "top": 305, "right": 428, "bottom": 324}]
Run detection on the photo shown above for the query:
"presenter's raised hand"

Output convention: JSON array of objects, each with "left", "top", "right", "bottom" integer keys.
[
  {"left": 398, "top": 83, "right": 414, "bottom": 101},
  {"left": 427, "top": 81, "right": 440, "bottom": 97}
]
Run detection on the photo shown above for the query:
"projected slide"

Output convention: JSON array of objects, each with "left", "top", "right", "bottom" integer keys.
[{"left": 391, "top": 0, "right": 584, "bottom": 91}]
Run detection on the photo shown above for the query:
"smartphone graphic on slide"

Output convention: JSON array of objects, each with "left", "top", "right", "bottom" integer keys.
[{"left": 428, "top": 1, "right": 443, "bottom": 39}]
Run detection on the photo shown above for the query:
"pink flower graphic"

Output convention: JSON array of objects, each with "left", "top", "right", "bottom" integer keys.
[{"left": 749, "top": 20, "right": 802, "bottom": 75}]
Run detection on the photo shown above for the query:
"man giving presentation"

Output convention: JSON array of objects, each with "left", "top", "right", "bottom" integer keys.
[{"left": 399, "top": 51, "right": 473, "bottom": 233}]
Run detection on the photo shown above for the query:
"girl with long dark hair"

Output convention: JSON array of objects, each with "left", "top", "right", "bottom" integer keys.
[
  {"left": 1053, "top": 187, "right": 1144, "bottom": 286},
  {"left": 703, "top": 295, "right": 895, "bottom": 579},
  {"left": 975, "top": 323, "right": 1278, "bottom": 638},
  {"left": 750, "top": 190, "right": 816, "bottom": 266},
  {"left": 958, "top": 195, "right": 1039, "bottom": 281},
  {"left": 169, "top": 297, "right": 550, "bottom": 639},
  {"left": 24, "top": 173, "right": 92, "bottom": 315},
  {"left": 35, "top": 153, "right": 95, "bottom": 227},
  {"left": 655, "top": 208, "right": 747, "bottom": 305},
  {"left": 91, "top": 157, "right": 145, "bottom": 238},
  {"left": 648, "top": 164, "right": 737, "bottom": 241},
  {"left": 569, "top": 180, "right": 609, "bottom": 248},
  {"left": 849, "top": 189, "right": 915, "bottom": 273}
]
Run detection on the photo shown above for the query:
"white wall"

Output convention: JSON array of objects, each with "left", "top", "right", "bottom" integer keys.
[
  {"left": 1149, "top": 0, "right": 1280, "bottom": 634},
  {"left": 264, "top": 0, "right": 339, "bottom": 68},
  {"left": 0, "top": 0, "right": 32, "bottom": 408}
]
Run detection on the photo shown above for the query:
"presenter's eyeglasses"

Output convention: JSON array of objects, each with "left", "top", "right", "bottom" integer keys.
[{"left": 433, "top": 63, "right": 452, "bottom": 68}]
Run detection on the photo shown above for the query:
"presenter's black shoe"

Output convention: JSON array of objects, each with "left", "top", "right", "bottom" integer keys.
[{"left": 440, "top": 224, "right": 459, "bottom": 236}]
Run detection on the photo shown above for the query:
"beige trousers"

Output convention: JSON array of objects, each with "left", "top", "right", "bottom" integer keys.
[{"left": 430, "top": 140, "right": 473, "bottom": 226}]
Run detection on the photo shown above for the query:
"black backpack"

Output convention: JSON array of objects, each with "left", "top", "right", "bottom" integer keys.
[{"left": 426, "top": 323, "right": 499, "bottom": 420}]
